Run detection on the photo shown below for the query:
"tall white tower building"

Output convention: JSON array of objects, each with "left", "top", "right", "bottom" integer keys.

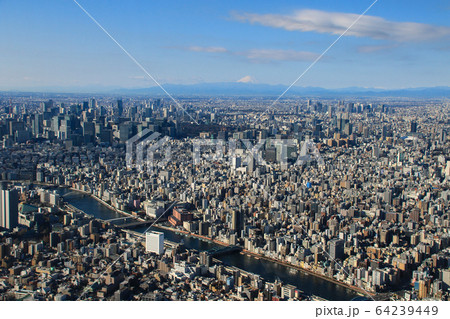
[
  {"left": 0, "top": 188, "right": 19, "bottom": 230},
  {"left": 145, "top": 231, "right": 164, "bottom": 254}
]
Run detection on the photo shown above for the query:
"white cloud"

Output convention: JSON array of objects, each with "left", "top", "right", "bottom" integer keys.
[
  {"left": 181, "top": 45, "right": 319, "bottom": 63},
  {"left": 237, "top": 75, "right": 256, "bottom": 83},
  {"left": 237, "top": 49, "right": 319, "bottom": 63},
  {"left": 232, "top": 9, "right": 450, "bottom": 42},
  {"left": 357, "top": 44, "right": 398, "bottom": 53},
  {"left": 187, "top": 46, "right": 228, "bottom": 53}
]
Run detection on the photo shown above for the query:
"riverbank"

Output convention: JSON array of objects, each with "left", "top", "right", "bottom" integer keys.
[
  {"left": 8, "top": 180, "right": 363, "bottom": 300},
  {"left": 3, "top": 179, "right": 135, "bottom": 220},
  {"left": 63, "top": 188, "right": 372, "bottom": 298},
  {"left": 66, "top": 187, "right": 142, "bottom": 221},
  {"left": 153, "top": 224, "right": 372, "bottom": 298},
  {"left": 240, "top": 248, "right": 372, "bottom": 298},
  {"left": 155, "top": 224, "right": 231, "bottom": 247}
]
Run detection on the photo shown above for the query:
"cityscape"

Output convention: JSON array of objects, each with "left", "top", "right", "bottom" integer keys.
[
  {"left": 0, "top": 95, "right": 449, "bottom": 301},
  {"left": 0, "top": 0, "right": 450, "bottom": 306}
]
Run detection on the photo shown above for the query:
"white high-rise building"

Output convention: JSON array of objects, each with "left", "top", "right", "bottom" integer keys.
[
  {"left": 445, "top": 161, "right": 450, "bottom": 179},
  {"left": 0, "top": 189, "right": 19, "bottom": 230},
  {"left": 145, "top": 231, "right": 164, "bottom": 254}
]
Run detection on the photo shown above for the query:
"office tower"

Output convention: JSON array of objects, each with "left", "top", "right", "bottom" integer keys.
[
  {"left": 384, "top": 189, "right": 393, "bottom": 205},
  {"left": 231, "top": 156, "right": 241, "bottom": 169},
  {"left": 247, "top": 156, "right": 256, "bottom": 174},
  {"left": 265, "top": 147, "right": 277, "bottom": 163},
  {"left": 82, "top": 121, "right": 95, "bottom": 143},
  {"left": 439, "top": 129, "right": 446, "bottom": 144},
  {"left": 379, "top": 229, "right": 392, "bottom": 245},
  {"left": 382, "top": 125, "right": 390, "bottom": 138},
  {"left": 58, "top": 120, "right": 71, "bottom": 140},
  {"left": 343, "top": 123, "right": 352, "bottom": 136},
  {"left": 82, "top": 121, "right": 95, "bottom": 136},
  {"left": 231, "top": 210, "right": 243, "bottom": 233},
  {"left": 372, "top": 145, "right": 379, "bottom": 159},
  {"left": 99, "top": 128, "right": 113, "bottom": 145},
  {"left": 199, "top": 221, "right": 210, "bottom": 236},
  {"left": 79, "top": 101, "right": 88, "bottom": 111},
  {"left": 313, "top": 124, "right": 322, "bottom": 135},
  {"left": 0, "top": 188, "right": 19, "bottom": 230},
  {"left": 44, "top": 99, "right": 54, "bottom": 112},
  {"left": 146, "top": 231, "right": 164, "bottom": 254},
  {"left": 329, "top": 239, "right": 344, "bottom": 260},
  {"left": 363, "top": 127, "right": 369, "bottom": 139},
  {"left": 49, "top": 232, "right": 60, "bottom": 248},
  {"left": 410, "top": 120, "right": 417, "bottom": 133},
  {"left": 372, "top": 269, "right": 386, "bottom": 287},
  {"left": 32, "top": 114, "right": 43, "bottom": 136},
  {"left": 153, "top": 99, "right": 162, "bottom": 109},
  {"left": 119, "top": 122, "right": 133, "bottom": 142},
  {"left": 89, "top": 220, "right": 99, "bottom": 234},
  {"left": 418, "top": 280, "right": 428, "bottom": 299},
  {"left": 199, "top": 251, "right": 211, "bottom": 267},
  {"left": 90, "top": 98, "right": 97, "bottom": 108},
  {"left": 117, "top": 99, "right": 123, "bottom": 116}
]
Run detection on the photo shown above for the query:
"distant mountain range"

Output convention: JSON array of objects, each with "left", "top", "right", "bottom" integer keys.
[
  {"left": 2, "top": 83, "right": 450, "bottom": 98},
  {"left": 114, "top": 83, "right": 450, "bottom": 98}
]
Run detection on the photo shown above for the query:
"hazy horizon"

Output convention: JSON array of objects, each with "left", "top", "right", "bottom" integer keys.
[{"left": 1, "top": 0, "right": 449, "bottom": 92}]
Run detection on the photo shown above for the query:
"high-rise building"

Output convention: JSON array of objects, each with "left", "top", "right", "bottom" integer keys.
[
  {"left": 382, "top": 125, "right": 389, "bottom": 138},
  {"left": 0, "top": 188, "right": 19, "bottom": 230},
  {"left": 44, "top": 99, "right": 54, "bottom": 112},
  {"left": 410, "top": 120, "right": 417, "bottom": 133},
  {"left": 231, "top": 210, "right": 243, "bottom": 233},
  {"left": 372, "top": 145, "right": 379, "bottom": 159},
  {"left": 231, "top": 156, "right": 241, "bottom": 169},
  {"left": 344, "top": 123, "right": 352, "bottom": 136},
  {"left": 384, "top": 189, "right": 393, "bottom": 205},
  {"left": 247, "top": 156, "right": 256, "bottom": 174},
  {"left": 329, "top": 239, "right": 344, "bottom": 260},
  {"left": 439, "top": 129, "right": 446, "bottom": 144},
  {"left": 90, "top": 98, "right": 97, "bottom": 108},
  {"left": 372, "top": 269, "right": 386, "bottom": 287},
  {"left": 145, "top": 231, "right": 164, "bottom": 254},
  {"left": 119, "top": 122, "right": 133, "bottom": 142},
  {"left": 418, "top": 279, "right": 428, "bottom": 299},
  {"left": 117, "top": 99, "right": 123, "bottom": 116},
  {"left": 199, "top": 251, "right": 211, "bottom": 267},
  {"left": 32, "top": 114, "right": 43, "bottom": 136},
  {"left": 363, "top": 127, "right": 369, "bottom": 139}
]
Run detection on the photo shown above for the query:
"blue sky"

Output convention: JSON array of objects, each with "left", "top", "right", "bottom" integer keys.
[{"left": 0, "top": 0, "right": 449, "bottom": 91}]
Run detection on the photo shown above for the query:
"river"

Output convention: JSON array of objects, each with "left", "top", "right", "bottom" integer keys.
[{"left": 60, "top": 188, "right": 359, "bottom": 301}]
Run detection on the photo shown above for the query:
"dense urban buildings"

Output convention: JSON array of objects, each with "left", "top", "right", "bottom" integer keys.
[{"left": 0, "top": 93, "right": 449, "bottom": 301}]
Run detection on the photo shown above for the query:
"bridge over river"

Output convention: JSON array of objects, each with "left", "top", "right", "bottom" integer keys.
[
  {"left": 59, "top": 187, "right": 359, "bottom": 301},
  {"left": 206, "top": 245, "right": 242, "bottom": 257},
  {"left": 104, "top": 216, "right": 154, "bottom": 229}
]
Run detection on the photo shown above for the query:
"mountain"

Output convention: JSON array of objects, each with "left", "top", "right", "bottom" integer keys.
[
  {"left": 113, "top": 83, "right": 450, "bottom": 98},
  {"left": 2, "top": 83, "right": 450, "bottom": 98}
]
